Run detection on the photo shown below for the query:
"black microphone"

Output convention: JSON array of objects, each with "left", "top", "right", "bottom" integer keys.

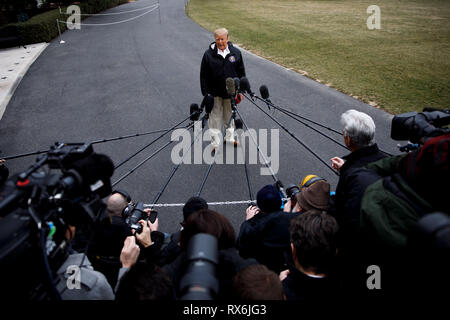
[
  {"left": 239, "top": 77, "right": 253, "bottom": 95},
  {"left": 201, "top": 94, "right": 214, "bottom": 114},
  {"left": 233, "top": 77, "right": 240, "bottom": 92},
  {"left": 190, "top": 103, "right": 200, "bottom": 121},
  {"left": 259, "top": 85, "right": 272, "bottom": 109},
  {"left": 226, "top": 77, "right": 237, "bottom": 108},
  {"left": 234, "top": 118, "right": 243, "bottom": 130}
]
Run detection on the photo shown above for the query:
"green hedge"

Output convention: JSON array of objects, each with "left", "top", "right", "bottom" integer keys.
[{"left": 0, "top": 0, "right": 129, "bottom": 45}]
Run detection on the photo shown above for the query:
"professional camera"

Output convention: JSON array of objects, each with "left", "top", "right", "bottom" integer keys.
[
  {"left": 122, "top": 201, "right": 157, "bottom": 234},
  {"left": 180, "top": 233, "right": 219, "bottom": 300},
  {"left": 391, "top": 108, "right": 450, "bottom": 145},
  {"left": 0, "top": 142, "right": 114, "bottom": 300},
  {"left": 286, "top": 184, "right": 300, "bottom": 202}
]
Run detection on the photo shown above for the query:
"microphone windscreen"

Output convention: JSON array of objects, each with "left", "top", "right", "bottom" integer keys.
[
  {"left": 201, "top": 94, "right": 214, "bottom": 114},
  {"left": 190, "top": 103, "right": 200, "bottom": 121},
  {"left": 226, "top": 77, "right": 236, "bottom": 97},
  {"left": 259, "top": 85, "right": 270, "bottom": 100},
  {"left": 240, "top": 77, "right": 251, "bottom": 93},
  {"left": 233, "top": 77, "right": 240, "bottom": 92},
  {"left": 68, "top": 153, "right": 114, "bottom": 196}
]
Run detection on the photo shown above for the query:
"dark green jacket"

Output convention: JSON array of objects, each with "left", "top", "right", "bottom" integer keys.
[{"left": 360, "top": 156, "right": 433, "bottom": 248}]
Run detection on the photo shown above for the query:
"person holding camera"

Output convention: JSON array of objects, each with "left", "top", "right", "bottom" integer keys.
[
  {"left": 115, "top": 215, "right": 170, "bottom": 297},
  {"left": 162, "top": 209, "right": 257, "bottom": 300},
  {"left": 283, "top": 175, "right": 331, "bottom": 214},
  {"left": 237, "top": 184, "right": 299, "bottom": 273}
]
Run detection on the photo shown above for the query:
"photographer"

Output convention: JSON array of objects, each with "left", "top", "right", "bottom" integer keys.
[
  {"left": 283, "top": 175, "right": 331, "bottom": 214},
  {"left": 55, "top": 225, "right": 115, "bottom": 300},
  {"left": 163, "top": 209, "right": 257, "bottom": 300},
  {"left": 115, "top": 227, "right": 174, "bottom": 300},
  {"left": 237, "top": 184, "right": 299, "bottom": 273},
  {"left": 159, "top": 196, "right": 209, "bottom": 265}
]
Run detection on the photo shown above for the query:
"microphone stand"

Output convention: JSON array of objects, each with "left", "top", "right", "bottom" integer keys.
[
  {"left": 242, "top": 92, "right": 339, "bottom": 176},
  {"left": 196, "top": 106, "right": 237, "bottom": 197}
]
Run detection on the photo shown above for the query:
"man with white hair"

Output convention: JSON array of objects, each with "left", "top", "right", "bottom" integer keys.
[
  {"left": 200, "top": 28, "right": 246, "bottom": 149},
  {"left": 330, "top": 109, "right": 387, "bottom": 217},
  {"left": 329, "top": 109, "right": 387, "bottom": 293}
]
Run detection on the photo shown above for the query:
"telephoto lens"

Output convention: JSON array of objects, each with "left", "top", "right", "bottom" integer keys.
[{"left": 180, "top": 233, "right": 219, "bottom": 300}]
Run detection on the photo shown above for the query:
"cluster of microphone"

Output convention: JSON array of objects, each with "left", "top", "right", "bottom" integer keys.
[{"left": 189, "top": 77, "right": 272, "bottom": 123}]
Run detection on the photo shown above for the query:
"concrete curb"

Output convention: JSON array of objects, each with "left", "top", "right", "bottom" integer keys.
[{"left": 0, "top": 42, "right": 49, "bottom": 120}]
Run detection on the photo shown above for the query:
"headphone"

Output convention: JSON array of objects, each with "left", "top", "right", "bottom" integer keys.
[{"left": 300, "top": 175, "right": 326, "bottom": 190}]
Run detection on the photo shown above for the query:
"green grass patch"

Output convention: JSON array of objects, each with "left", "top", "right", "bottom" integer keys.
[{"left": 187, "top": 0, "right": 450, "bottom": 114}]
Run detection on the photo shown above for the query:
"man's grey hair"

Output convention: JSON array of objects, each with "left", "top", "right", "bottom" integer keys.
[{"left": 340, "top": 109, "right": 376, "bottom": 148}]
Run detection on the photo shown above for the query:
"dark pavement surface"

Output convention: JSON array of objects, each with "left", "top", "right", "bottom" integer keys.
[{"left": 0, "top": 0, "right": 400, "bottom": 234}]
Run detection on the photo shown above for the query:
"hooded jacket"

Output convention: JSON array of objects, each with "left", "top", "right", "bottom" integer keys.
[{"left": 200, "top": 41, "right": 246, "bottom": 98}]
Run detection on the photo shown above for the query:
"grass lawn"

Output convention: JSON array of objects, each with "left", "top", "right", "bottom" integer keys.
[{"left": 187, "top": 0, "right": 450, "bottom": 114}]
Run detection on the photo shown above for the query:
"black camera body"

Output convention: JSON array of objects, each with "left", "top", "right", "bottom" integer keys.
[
  {"left": 122, "top": 201, "right": 157, "bottom": 234},
  {"left": 286, "top": 184, "right": 300, "bottom": 202}
]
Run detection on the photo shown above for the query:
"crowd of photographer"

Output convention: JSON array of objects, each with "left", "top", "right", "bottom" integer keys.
[{"left": 0, "top": 108, "right": 448, "bottom": 302}]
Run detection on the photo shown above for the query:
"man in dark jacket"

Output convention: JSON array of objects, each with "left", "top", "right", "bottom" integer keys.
[
  {"left": 236, "top": 184, "right": 299, "bottom": 273},
  {"left": 328, "top": 109, "right": 388, "bottom": 296},
  {"left": 330, "top": 109, "right": 388, "bottom": 223},
  {"left": 200, "top": 28, "right": 246, "bottom": 149}
]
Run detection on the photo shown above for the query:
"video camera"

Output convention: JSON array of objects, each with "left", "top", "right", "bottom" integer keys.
[
  {"left": 391, "top": 108, "right": 450, "bottom": 148},
  {"left": 0, "top": 142, "right": 114, "bottom": 300}
]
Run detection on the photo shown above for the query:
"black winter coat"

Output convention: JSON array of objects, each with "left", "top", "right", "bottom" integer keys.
[
  {"left": 200, "top": 41, "right": 246, "bottom": 98},
  {"left": 236, "top": 210, "right": 300, "bottom": 273}
]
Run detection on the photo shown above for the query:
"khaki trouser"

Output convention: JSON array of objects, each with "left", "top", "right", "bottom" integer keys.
[{"left": 208, "top": 97, "right": 235, "bottom": 147}]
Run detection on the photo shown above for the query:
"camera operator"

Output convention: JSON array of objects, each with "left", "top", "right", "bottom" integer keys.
[
  {"left": 54, "top": 224, "right": 115, "bottom": 300},
  {"left": 163, "top": 209, "right": 257, "bottom": 300},
  {"left": 237, "top": 184, "right": 299, "bottom": 273},
  {"left": 283, "top": 175, "right": 331, "bottom": 214},
  {"left": 339, "top": 133, "right": 449, "bottom": 299}
]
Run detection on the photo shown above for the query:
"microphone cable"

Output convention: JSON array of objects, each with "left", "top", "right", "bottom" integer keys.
[
  {"left": 234, "top": 107, "right": 287, "bottom": 198},
  {"left": 253, "top": 95, "right": 349, "bottom": 150},
  {"left": 254, "top": 94, "right": 392, "bottom": 157},
  {"left": 196, "top": 108, "right": 237, "bottom": 197},
  {"left": 2, "top": 125, "right": 188, "bottom": 161}
]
